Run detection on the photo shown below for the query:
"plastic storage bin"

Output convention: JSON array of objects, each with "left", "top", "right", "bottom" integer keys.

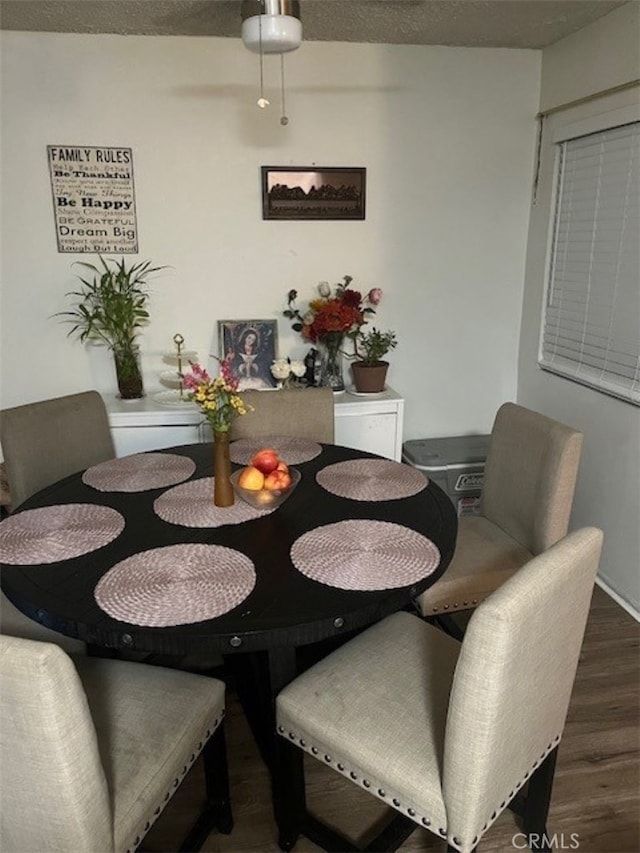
[{"left": 402, "top": 434, "right": 490, "bottom": 517}]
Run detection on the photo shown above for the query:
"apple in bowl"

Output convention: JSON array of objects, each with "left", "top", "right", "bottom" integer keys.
[
  {"left": 264, "top": 466, "right": 292, "bottom": 491},
  {"left": 237, "top": 465, "right": 266, "bottom": 491},
  {"left": 250, "top": 448, "right": 280, "bottom": 475},
  {"left": 236, "top": 458, "right": 291, "bottom": 492},
  {"left": 231, "top": 456, "right": 300, "bottom": 510}
]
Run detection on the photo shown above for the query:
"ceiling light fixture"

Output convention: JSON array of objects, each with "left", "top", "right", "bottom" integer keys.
[{"left": 241, "top": 0, "right": 302, "bottom": 125}]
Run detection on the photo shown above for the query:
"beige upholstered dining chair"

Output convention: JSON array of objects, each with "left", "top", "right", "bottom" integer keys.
[
  {"left": 0, "top": 389, "right": 115, "bottom": 509},
  {"left": 415, "top": 402, "right": 583, "bottom": 622},
  {"left": 275, "top": 527, "right": 603, "bottom": 853},
  {"left": 0, "top": 635, "right": 233, "bottom": 853},
  {"left": 0, "top": 390, "right": 115, "bottom": 652},
  {"left": 231, "top": 387, "right": 335, "bottom": 443}
]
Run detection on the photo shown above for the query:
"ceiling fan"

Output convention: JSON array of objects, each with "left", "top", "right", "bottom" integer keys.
[{"left": 240, "top": 0, "right": 303, "bottom": 123}]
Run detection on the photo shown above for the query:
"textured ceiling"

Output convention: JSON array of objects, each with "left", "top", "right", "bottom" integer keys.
[{"left": 0, "top": 0, "right": 630, "bottom": 49}]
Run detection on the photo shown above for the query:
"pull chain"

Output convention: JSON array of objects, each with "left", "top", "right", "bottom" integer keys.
[
  {"left": 280, "top": 53, "right": 289, "bottom": 125},
  {"left": 257, "top": 16, "right": 269, "bottom": 108}
]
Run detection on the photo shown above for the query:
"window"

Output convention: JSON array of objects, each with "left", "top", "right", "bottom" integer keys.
[{"left": 540, "top": 121, "right": 639, "bottom": 405}]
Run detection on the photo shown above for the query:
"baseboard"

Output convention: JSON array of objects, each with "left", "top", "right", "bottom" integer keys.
[{"left": 595, "top": 576, "right": 640, "bottom": 623}]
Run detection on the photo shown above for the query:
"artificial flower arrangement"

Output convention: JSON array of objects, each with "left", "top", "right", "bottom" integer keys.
[
  {"left": 182, "top": 357, "right": 251, "bottom": 434},
  {"left": 284, "top": 275, "right": 383, "bottom": 349},
  {"left": 270, "top": 357, "right": 306, "bottom": 388},
  {"left": 284, "top": 276, "right": 396, "bottom": 393}
]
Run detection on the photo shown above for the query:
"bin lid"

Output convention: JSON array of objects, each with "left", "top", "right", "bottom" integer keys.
[{"left": 402, "top": 434, "right": 491, "bottom": 471}]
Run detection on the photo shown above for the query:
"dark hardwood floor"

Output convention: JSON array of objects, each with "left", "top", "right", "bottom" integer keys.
[{"left": 144, "top": 586, "right": 639, "bottom": 853}]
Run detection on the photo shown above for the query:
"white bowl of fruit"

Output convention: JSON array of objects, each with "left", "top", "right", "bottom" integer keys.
[{"left": 231, "top": 448, "right": 301, "bottom": 510}]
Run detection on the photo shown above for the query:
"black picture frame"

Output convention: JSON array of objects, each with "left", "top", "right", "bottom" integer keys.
[
  {"left": 262, "top": 166, "right": 366, "bottom": 220},
  {"left": 217, "top": 319, "right": 279, "bottom": 391}
]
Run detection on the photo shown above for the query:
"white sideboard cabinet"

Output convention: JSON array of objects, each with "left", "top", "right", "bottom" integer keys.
[
  {"left": 333, "top": 387, "right": 404, "bottom": 461},
  {"left": 105, "top": 387, "right": 405, "bottom": 461},
  {"left": 106, "top": 395, "right": 205, "bottom": 457}
]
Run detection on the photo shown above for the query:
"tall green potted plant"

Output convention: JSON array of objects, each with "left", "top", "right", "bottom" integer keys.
[
  {"left": 56, "top": 256, "right": 164, "bottom": 399},
  {"left": 350, "top": 327, "right": 397, "bottom": 393}
]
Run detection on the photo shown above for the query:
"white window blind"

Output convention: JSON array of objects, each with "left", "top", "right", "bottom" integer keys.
[{"left": 540, "top": 121, "right": 640, "bottom": 405}]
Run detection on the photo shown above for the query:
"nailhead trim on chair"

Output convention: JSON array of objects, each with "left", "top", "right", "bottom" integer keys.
[
  {"left": 125, "top": 712, "right": 224, "bottom": 853},
  {"left": 469, "top": 734, "right": 562, "bottom": 852},
  {"left": 279, "top": 726, "right": 438, "bottom": 840},
  {"left": 429, "top": 597, "right": 482, "bottom": 614},
  {"left": 279, "top": 726, "right": 562, "bottom": 853}
]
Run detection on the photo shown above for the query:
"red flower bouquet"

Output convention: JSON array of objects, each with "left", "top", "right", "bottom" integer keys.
[
  {"left": 284, "top": 276, "right": 383, "bottom": 391},
  {"left": 284, "top": 276, "right": 382, "bottom": 346}
]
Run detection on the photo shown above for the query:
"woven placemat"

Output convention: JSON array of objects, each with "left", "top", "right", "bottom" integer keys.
[
  {"left": 154, "top": 477, "right": 273, "bottom": 528},
  {"left": 83, "top": 452, "right": 196, "bottom": 492},
  {"left": 94, "top": 543, "right": 256, "bottom": 626},
  {"left": 290, "top": 519, "right": 440, "bottom": 591},
  {"left": 0, "top": 504, "right": 125, "bottom": 565},
  {"left": 316, "top": 459, "right": 427, "bottom": 502},
  {"left": 230, "top": 436, "right": 322, "bottom": 465}
]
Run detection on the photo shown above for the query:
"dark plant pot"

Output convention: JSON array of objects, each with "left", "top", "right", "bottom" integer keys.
[
  {"left": 113, "top": 347, "right": 144, "bottom": 399},
  {"left": 351, "top": 360, "right": 389, "bottom": 394}
]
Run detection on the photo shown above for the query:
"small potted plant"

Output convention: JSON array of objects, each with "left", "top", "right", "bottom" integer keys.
[
  {"left": 55, "top": 256, "right": 164, "bottom": 399},
  {"left": 350, "top": 327, "right": 397, "bottom": 393}
]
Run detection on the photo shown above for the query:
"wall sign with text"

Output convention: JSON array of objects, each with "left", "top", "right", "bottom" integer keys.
[{"left": 47, "top": 145, "right": 139, "bottom": 254}]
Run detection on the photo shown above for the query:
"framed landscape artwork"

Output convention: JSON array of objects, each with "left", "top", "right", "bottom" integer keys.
[
  {"left": 217, "top": 319, "right": 278, "bottom": 390},
  {"left": 262, "top": 166, "right": 366, "bottom": 220}
]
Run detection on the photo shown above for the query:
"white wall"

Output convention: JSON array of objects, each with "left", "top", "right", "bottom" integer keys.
[
  {"left": 518, "top": 2, "right": 640, "bottom": 615},
  {"left": 0, "top": 31, "right": 539, "bottom": 441}
]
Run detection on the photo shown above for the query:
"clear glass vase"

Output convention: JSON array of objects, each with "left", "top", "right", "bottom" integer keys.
[
  {"left": 113, "top": 346, "right": 144, "bottom": 399},
  {"left": 319, "top": 333, "right": 345, "bottom": 392}
]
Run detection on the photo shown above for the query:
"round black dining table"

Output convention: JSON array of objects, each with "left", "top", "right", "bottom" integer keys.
[{"left": 0, "top": 439, "right": 457, "bottom": 831}]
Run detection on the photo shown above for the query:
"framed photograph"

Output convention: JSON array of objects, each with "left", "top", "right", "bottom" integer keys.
[
  {"left": 262, "top": 166, "right": 366, "bottom": 220},
  {"left": 217, "top": 319, "right": 279, "bottom": 390}
]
